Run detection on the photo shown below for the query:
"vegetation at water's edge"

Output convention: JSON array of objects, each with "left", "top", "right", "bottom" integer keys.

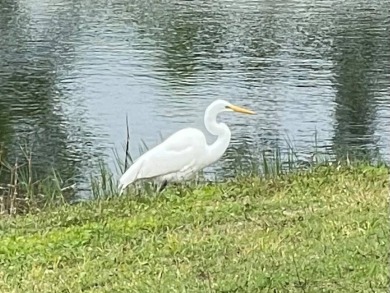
[
  {"left": 0, "top": 146, "right": 72, "bottom": 215},
  {"left": 0, "top": 141, "right": 316, "bottom": 215},
  {"left": 1, "top": 136, "right": 382, "bottom": 215},
  {"left": 0, "top": 164, "right": 388, "bottom": 292}
]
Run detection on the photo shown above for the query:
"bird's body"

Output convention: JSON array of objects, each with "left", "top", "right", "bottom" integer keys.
[
  {"left": 120, "top": 127, "right": 210, "bottom": 184},
  {"left": 118, "top": 99, "right": 254, "bottom": 194}
]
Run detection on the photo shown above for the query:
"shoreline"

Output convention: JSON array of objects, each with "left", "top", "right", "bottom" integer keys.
[{"left": 0, "top": 164, "right": 388, "bottom": 291}]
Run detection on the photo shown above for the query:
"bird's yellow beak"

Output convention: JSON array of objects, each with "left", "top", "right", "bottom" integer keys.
[{"left": 226, "top": 104, "right": 255, "bottom": 115}]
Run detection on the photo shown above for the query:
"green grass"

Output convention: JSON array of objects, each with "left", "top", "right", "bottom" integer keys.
[{"left": 0, "top": 164, "right": 388, "bottom": 292}]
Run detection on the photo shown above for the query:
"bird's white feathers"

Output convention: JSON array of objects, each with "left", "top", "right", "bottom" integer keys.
[
  {"left": 119, "top": 127, "right": 208, "bottom": 193},
  {"left": 118, "top": 99, "right": 254, "bottom": 194}
]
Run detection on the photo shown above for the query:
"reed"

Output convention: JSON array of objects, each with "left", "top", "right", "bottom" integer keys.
[
  {"left": 0, "top": 146, "right": 73, "bottom": 215},
  {"left": 0, "top": 131, "right": 387, "bottom": 215}
]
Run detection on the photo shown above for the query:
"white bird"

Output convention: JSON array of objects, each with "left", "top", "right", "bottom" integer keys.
[{"left": 118, "top": 99, "right": 255, "bottom": 194}]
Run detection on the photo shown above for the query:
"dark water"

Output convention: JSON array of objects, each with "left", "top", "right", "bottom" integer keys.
[{"left": 1, "top": 0, "right": 389, "bottom": 192}]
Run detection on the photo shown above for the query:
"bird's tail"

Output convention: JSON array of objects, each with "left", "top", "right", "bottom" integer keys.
[
  {"left": 118, "top": 183, "right": 126, "bottom": 196},
  {"left": 118, "top": 160, "right": 143, "bottom": 195}
]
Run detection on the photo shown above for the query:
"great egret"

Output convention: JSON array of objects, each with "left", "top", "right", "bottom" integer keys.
[{"left": 118, "top": 99, "right": 255, "bottom": 194}]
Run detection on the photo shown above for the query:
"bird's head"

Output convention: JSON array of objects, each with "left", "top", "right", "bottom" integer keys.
[{"left": 209, "top": 99, "right": 255, "bottom": 115}]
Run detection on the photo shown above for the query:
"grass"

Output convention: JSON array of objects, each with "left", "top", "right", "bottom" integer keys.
[
  {"left": 0, "top": 145, "right": 74, "bottom": 215},
  {"left": 0, "top": 164, "right": 388, "bottom": 292},
  {"left": 0, "top": 137, "right": 329, "bottom": 214}
]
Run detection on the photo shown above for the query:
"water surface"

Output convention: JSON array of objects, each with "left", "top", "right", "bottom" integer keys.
[{"left": 1, "top": 0, "right": 389, "bottom": 195}]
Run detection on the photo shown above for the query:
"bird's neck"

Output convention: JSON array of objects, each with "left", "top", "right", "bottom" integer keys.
[{"left": 204, "top": 108, "right": 231, "bottom": 164}]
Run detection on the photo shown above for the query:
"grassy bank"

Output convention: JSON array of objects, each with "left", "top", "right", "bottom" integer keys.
[{"left": 0, "top": 164, "right": 388, "bottom": 292}]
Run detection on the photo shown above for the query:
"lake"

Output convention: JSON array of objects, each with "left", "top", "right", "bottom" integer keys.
[{"left": 1, "top": 0, "right": 389, "bottom": 195}]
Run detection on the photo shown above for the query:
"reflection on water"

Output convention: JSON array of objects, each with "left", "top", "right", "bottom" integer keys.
[
  {"left": 0, "top": 0, "right": 389, "bottom": 194},
  {"left": 331, "top": 7, "right": 389, "bottom": 159}
]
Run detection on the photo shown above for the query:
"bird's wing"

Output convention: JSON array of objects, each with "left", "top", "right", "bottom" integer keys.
[
  {"left": 119, "top": 128, "right": 205, "bottom": 188},
  {"left": 136, "top": 128, "right": 204, "bottom": 179}
]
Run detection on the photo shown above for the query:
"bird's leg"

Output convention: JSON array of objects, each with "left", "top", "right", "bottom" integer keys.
[{"left": 158, "top": 180, "right": 168, "bottom": 193}]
